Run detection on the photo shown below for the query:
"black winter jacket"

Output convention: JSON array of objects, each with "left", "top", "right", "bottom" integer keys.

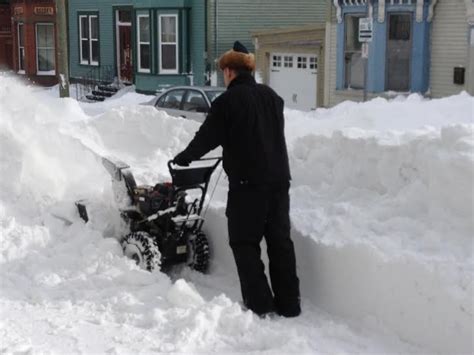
[{"left": 180, "top": 73, "right": 291, "bottom": 185}]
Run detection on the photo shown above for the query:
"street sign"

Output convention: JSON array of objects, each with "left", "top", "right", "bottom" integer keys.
[{"left": 359, "top": 17, "right": 373, "bottom": 42}]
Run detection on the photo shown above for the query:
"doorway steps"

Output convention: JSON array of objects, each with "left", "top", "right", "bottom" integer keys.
[{"left": 86, "top": 85, "right": 119, "bottom": 102}]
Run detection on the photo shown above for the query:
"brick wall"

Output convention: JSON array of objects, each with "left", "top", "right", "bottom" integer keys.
[
  {"left": 0, "top": 4, "right": 13, "bottom": 70},
  {"left": 10, "top": 0, "right": 58, "bottom": 85}
]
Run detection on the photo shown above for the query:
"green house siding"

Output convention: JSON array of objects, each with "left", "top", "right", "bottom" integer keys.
[
  {"left": 207, "top": 0, "right": 326, "bottom": 83},
  {"left": 68, "top": 0, "right": 206, "bottom": 93},
  {"left": 69, "top": 0, "right": 130, "bottom": 80}
]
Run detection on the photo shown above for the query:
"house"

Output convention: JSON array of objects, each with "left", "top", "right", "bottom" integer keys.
[
  {"left": 206, "top": 0, "right": 326, "bottom": 87},
  {"left": 9, "top": 0, "right": 58, "bottom": 85},
  {"left": 430, "top": 0, "right": 473, "bottom": 97},
  {"left": 0, "top": 0, "right": 13, "bottom": 71},
  {"left": 251, "top": 25, "right": 326, "bottom": 111},
  {"left": 68, "top": 0, "right": 206, "bottom": 94},
  {"left": 325, "top": 0, "right": 473, "bottom": 108}
]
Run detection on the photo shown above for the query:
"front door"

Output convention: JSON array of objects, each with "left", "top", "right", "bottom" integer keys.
[
  {"left": 386, "top": 13, "right": 412, "bottom": 91},
  {"left": 116, "top": 10, "right": 133, "bottom": 83}
]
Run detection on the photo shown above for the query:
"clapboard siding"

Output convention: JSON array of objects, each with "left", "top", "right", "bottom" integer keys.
[
  {"left": 211, "top": 0, "right": 325, "bottom": 55},
  {"left": 207, "top": 0, "right": 326, "bottom": 83},
  {"left": 68, "top": 0, "right": 130, "bottom": 79},
  {"left": 190, "top": 0, "right": 206, "bottom": 84},
  {"left": 430, "top": 0, "right": 469, "bottom": 97},
  {"left": 68, "top": 0, "right": 206, "bottom": 90}
]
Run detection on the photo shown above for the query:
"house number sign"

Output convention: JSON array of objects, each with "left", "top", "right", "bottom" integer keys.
[
  {"left": 358, "top": 18, "right": 373, "bottom": 43},
  {"left": 34, "top": 7, "right": 54, "bottom": 16},
  {"left": 13, "top": 7, "right": 24, "bottom": 16}
]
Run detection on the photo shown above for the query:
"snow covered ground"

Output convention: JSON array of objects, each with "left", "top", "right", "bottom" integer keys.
[{"left": 0, "top": 73, "right": 472, "bottom": 354}]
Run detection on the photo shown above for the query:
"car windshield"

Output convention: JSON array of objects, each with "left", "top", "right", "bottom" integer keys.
[{"left": 205, "top": 90, "right": 224, "bottom": 102}]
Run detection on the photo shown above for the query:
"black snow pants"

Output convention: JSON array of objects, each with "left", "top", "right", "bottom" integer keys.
[{"left": 226, "top": 182, "right": 301, "bottom": 317}]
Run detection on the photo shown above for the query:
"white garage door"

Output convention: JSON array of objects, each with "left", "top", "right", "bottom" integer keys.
[{"left": 269, "top": 53, "right": 318, "bottom": 111}]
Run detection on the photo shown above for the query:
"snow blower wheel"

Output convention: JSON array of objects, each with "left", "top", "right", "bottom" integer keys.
[
  {"left": 122, "top": 231, "right": 161, "bottom": 272},
  {"left": 187, "top": 232, "right": 210, "bottom": 273}
]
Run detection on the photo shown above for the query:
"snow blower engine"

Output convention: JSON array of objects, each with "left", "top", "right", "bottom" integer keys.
[{"left": 76, "top": 156, "right": 222, "bottom": 273}]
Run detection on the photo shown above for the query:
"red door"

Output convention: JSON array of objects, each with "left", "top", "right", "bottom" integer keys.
[{"left": 119, "top": 25, "right": 132, "bottom": 83}]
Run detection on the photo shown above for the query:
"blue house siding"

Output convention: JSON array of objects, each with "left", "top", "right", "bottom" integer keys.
[
  {"left": 367, "top": 15, "right": 387, "bottom": 93},
  {"left": 335, "top": 1, "right": 432, "bottom": 94},
  {"left": 68, "top": 0, "right": 206, "bottom": 94}
]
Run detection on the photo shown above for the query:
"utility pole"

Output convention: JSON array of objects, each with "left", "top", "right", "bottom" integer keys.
[{"left": 56, "top": 0, "right": 70, "bottom": 97}]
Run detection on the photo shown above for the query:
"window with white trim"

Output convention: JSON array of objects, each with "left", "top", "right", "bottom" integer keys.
[
  {"left": 159, "top": 15, "right": 178, "bottom": 74},
  {"left": 283, "top": 56, "right": 293, "bottom": 68},
  {"left": 79, "top": 14, "right": 99, "bottom": 65},
  {"left": 297, "top": 56, "right": 307, "bottom": 69},
  {"left": 137, "top": 15, "right": 150, "bottom": 73},
  {"left": 36, "top": 23, "right": 55, "bottom": 75},
  {"left": 18, "top": 22, "right": 25, "bottom": 73},
  {"left": 272, "top": 55, "right": 282, "bottom": 68}
]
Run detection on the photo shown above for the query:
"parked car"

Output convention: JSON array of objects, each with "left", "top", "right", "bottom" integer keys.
[{"left": 146, "top": 86, "right": 225, "bottom": 123}]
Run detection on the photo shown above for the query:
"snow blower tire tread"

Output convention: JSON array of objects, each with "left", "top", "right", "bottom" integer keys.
[
  {"left": 189, "top": 232, "right": 210, "bottom": 273},
  {"left": 122, "top": 231, "right": 161, "bottom": 272}
]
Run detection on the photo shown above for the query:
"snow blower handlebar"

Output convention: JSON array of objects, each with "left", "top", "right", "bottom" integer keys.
[{"left": 167, "top": 157, "right": 222, "bottom": 217}]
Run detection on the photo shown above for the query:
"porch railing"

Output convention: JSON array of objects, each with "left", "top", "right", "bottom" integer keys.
[{"left": 74, "top": 65, "right": 116, "bottom": 101}]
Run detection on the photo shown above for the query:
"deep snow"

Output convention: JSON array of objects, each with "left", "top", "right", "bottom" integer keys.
[{"left": 0, "top": 73, "right": 473, "bottom": 354}]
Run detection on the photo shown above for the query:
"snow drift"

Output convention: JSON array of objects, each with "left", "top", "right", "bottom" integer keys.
[{"left": 0, "top": 74, "right": 472, "bottom": 354}]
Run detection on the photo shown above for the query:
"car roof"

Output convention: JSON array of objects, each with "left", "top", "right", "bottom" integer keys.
[{"left": 159, "top": 86, "right": 225, "bottom": 93}]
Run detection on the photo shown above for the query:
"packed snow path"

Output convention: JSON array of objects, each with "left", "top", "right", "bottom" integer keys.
[{"left": 0, "top": 74, "right": 472, "bottom": 354}]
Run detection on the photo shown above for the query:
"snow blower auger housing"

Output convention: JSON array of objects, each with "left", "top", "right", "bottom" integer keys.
[{"left": 77, "top": 156, "right": 222, "bottom": 273}]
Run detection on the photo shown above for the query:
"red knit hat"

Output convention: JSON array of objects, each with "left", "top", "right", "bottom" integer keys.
[{"left": 218, "top": 41, "right": 256, "bottom": 72}]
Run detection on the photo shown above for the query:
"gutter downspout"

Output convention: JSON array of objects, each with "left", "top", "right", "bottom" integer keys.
[
  {"left": 333, "top": 0, "right": 342, "bottom": 23},
  {"left": 214, "top": 0, "right": 218, "bottom": 69},
  {"left": 427, "top": 0, "right": 438, "bottom": 22}
]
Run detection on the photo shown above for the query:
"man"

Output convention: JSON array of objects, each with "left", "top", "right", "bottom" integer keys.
[{"left": 173, "top": 41, "right": 300, "bottom": 317}]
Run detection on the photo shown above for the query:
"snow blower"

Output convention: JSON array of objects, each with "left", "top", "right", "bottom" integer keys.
[{"left": 76, "top": 156, "right": 222, "bottom": 273}]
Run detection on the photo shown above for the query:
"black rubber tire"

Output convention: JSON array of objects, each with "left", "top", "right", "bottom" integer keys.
[
  {"left": 122, "top": 231, "right": 161, "bottom": 272},
  {"left": 187, "top": 232, "right": 210, "bottom": 273}
]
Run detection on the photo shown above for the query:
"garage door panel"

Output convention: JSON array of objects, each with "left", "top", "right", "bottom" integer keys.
[{"left": 269, "top": 53, "right": 317, "bottom": 111}]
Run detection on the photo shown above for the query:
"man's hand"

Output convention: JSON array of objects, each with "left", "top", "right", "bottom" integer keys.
[{"left": 173, "top": 151, "right": 192, "bottom": 167}]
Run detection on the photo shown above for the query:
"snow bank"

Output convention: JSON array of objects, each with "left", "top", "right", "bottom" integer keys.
[
  {"left": 1, "top": 74, "right": 472, "bottom": 353},
  {"left": 209, "top": 93, "right": 474, "bottom": 353}
]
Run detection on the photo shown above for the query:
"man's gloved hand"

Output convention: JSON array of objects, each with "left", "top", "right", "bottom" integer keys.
[{"left": 173, "top": 151, "right": 192, "bottom": 167}]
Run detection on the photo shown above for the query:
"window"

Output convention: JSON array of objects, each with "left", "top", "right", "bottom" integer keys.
[
  {"left": 137, "top": 15, "right": 150, "bottom": 73},
  {"left": 283, "top": 56, "right": 293, "bottom": 68},
  {"left": 79, "top": 14, "right": 99, "bottom": 65},
  {"left": 204, "top": 90, "right": 224, "bottom": 102},
  {"left": 17, "top": 23, "right": 25, "bottom": 73},
  {"left": 389, "top": 14, "right": 411, "bottom": 41},
  {"left": 297, "top": 56, "right": 307, "bottom": 69},
  {"left": 118, "top": 10, "right": 132, "bottom": 23},
  {"left": 159, "top": 15, "right": 178, "bottom": 74},
  {"left": 386, "top": 13, "right": 412, "bottom": 91},
  {"left": 182, "top": 90, "right": 208, "bottom": 113},
  {"left": 309, "top": 57, "right": 318, "bottom": 70},
  {"left": 36, "top": 23, "right": 55, "bottom": 74},
  {"left": 272, "top": 55, "right": 282, "bottom": 68},
  {"left": 156, "top": 89, "right": 185, "bottom": 109},
  {"left": 344, "top": 15, "right": 364, "bottom": 89}
]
